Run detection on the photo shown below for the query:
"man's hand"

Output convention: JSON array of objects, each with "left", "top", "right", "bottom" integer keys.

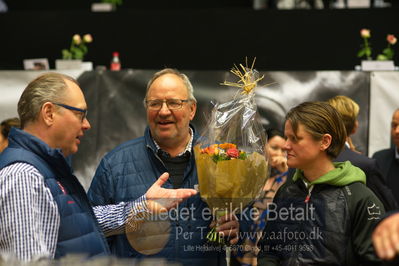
[
  {"left": 145, "top": 173, "right": 197, "bottom": 214},
  {"left": 211, "top": 213, "right": 240, "bottom": 245},
  {"left": 372, "top": 213, "right": 399, "bottom": 260}
]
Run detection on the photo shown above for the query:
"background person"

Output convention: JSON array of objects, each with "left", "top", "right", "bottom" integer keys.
[
  {"left": 263, "top": 127, "right": 289, "bottom": 197},
  {"left": 328, "top": 95, "right": 397, "bottom": 211},
  {"left": 258, "top": 101, "right": 384, "bottom": 265},
  {"left": 236, "top": 127, "right": 288, "bottom": 265},
  {"left": 0, "top": 117, "right": 20, "bottom": 153},
  {"left": 327, "top": 95, "right": 359, "bottom": 152},
  {"left": 372, "top": 108, "right": 399, "bottom": 204}
]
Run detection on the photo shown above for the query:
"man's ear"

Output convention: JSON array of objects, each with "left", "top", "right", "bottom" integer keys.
[
  {"left": 41, "top": 102, "right": 56, "bottom": 126},
  {"left": 320, "top": 133, "right": 332, "bottom": 151},
  {"left": 189, "top": 101, "right": 197, "bottom": 121}
]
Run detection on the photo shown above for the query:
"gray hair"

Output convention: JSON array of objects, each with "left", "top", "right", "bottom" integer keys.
[
  {"left": 143, "top": 68, "right": 196, "bottom": 107},
  {"left": 17, "top": 72, "right": 79, "bottom": 128}
]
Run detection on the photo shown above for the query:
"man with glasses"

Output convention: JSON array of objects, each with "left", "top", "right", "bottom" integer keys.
[
  {"left": 52, "top": 102, "right": 88, "bottom": 122},
  {"left": 88, "top": 68, "right": 240, "bottom": 266},
  {"left": 0, "top": 72, "right": 196, "bottom": 261}
]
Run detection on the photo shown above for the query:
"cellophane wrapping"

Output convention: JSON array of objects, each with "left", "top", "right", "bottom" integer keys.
[{"left": 194, "top": 63, "right": 269, "bottom": 219}]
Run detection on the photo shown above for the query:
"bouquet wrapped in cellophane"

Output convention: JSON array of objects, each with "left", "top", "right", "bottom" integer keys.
[{"left": 194, "top": 59, "right": 269, "bottom": 244}]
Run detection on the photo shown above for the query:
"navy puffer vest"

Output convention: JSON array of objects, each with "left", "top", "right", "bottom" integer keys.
[{"left": 0, "top": 128, "right": 110, "bottom": 259}]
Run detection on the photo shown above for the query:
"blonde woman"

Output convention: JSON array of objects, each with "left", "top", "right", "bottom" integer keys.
[{"left": 327, "top": 95, "right": 359, "bottom": 152}]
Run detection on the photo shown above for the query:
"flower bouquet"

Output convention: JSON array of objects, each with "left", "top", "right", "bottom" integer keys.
[{"left": 194, "top": 59, "right": 269, "bottom": 245}]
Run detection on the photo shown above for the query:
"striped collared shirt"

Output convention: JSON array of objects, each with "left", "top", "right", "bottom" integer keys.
[{"left": 0, "top": 162, "right": 148, "bottom": 261}]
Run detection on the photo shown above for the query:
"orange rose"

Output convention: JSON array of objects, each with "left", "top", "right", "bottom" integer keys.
[
  {"left": 201, "top": 144, "right": 219, "bottom": 155},
  {"left": 219, "top": 143, "right": 237, "bottom": 150}
]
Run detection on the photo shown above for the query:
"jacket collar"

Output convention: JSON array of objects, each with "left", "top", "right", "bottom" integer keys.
[
  {"left": 292, "top": 161, "right": 366, "bottom": 186},
  {"left": 7, "top": 127, "right": 73, "bottom": 177},
  {"left": 144, "top": 124, "right": 200, "bottom": 153}
]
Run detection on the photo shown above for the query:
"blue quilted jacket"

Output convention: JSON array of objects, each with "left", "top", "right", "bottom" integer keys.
[
  {"left": 87, "top": 126, "right": 227, "bottom": 266},
  {"left": 0, "top": 128, "right": 110, "bottom": 259}
]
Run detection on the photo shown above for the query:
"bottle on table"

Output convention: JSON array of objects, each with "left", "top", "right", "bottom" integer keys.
[{"left": 110, "top": 51, "right": 121, "bottom": 71}]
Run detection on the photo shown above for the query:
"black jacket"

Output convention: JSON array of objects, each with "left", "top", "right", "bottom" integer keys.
[
  {"left": 258, "top": 177, "right": 384, "bottom": 265},
  {"left": 337, "top": 146, "right": 398, "bottom": 211},
  {"left": 373, "top": 148, "right": 399, "bottom": 205}
]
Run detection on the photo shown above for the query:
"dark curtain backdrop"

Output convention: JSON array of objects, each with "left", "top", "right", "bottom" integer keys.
[
  {"left": 0, "top": 8, "right": 398, "bottom": 71},
  {"left": 74, "top": 70, "right": 369, "bottom": 189}
]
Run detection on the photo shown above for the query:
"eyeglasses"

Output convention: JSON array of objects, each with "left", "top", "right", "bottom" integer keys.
[
  {"left": 145, "top": 99, "right": 190, "bottom": 111},
  {"left": 53, "top": 102, "right": 88, "bottom": 122}
]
